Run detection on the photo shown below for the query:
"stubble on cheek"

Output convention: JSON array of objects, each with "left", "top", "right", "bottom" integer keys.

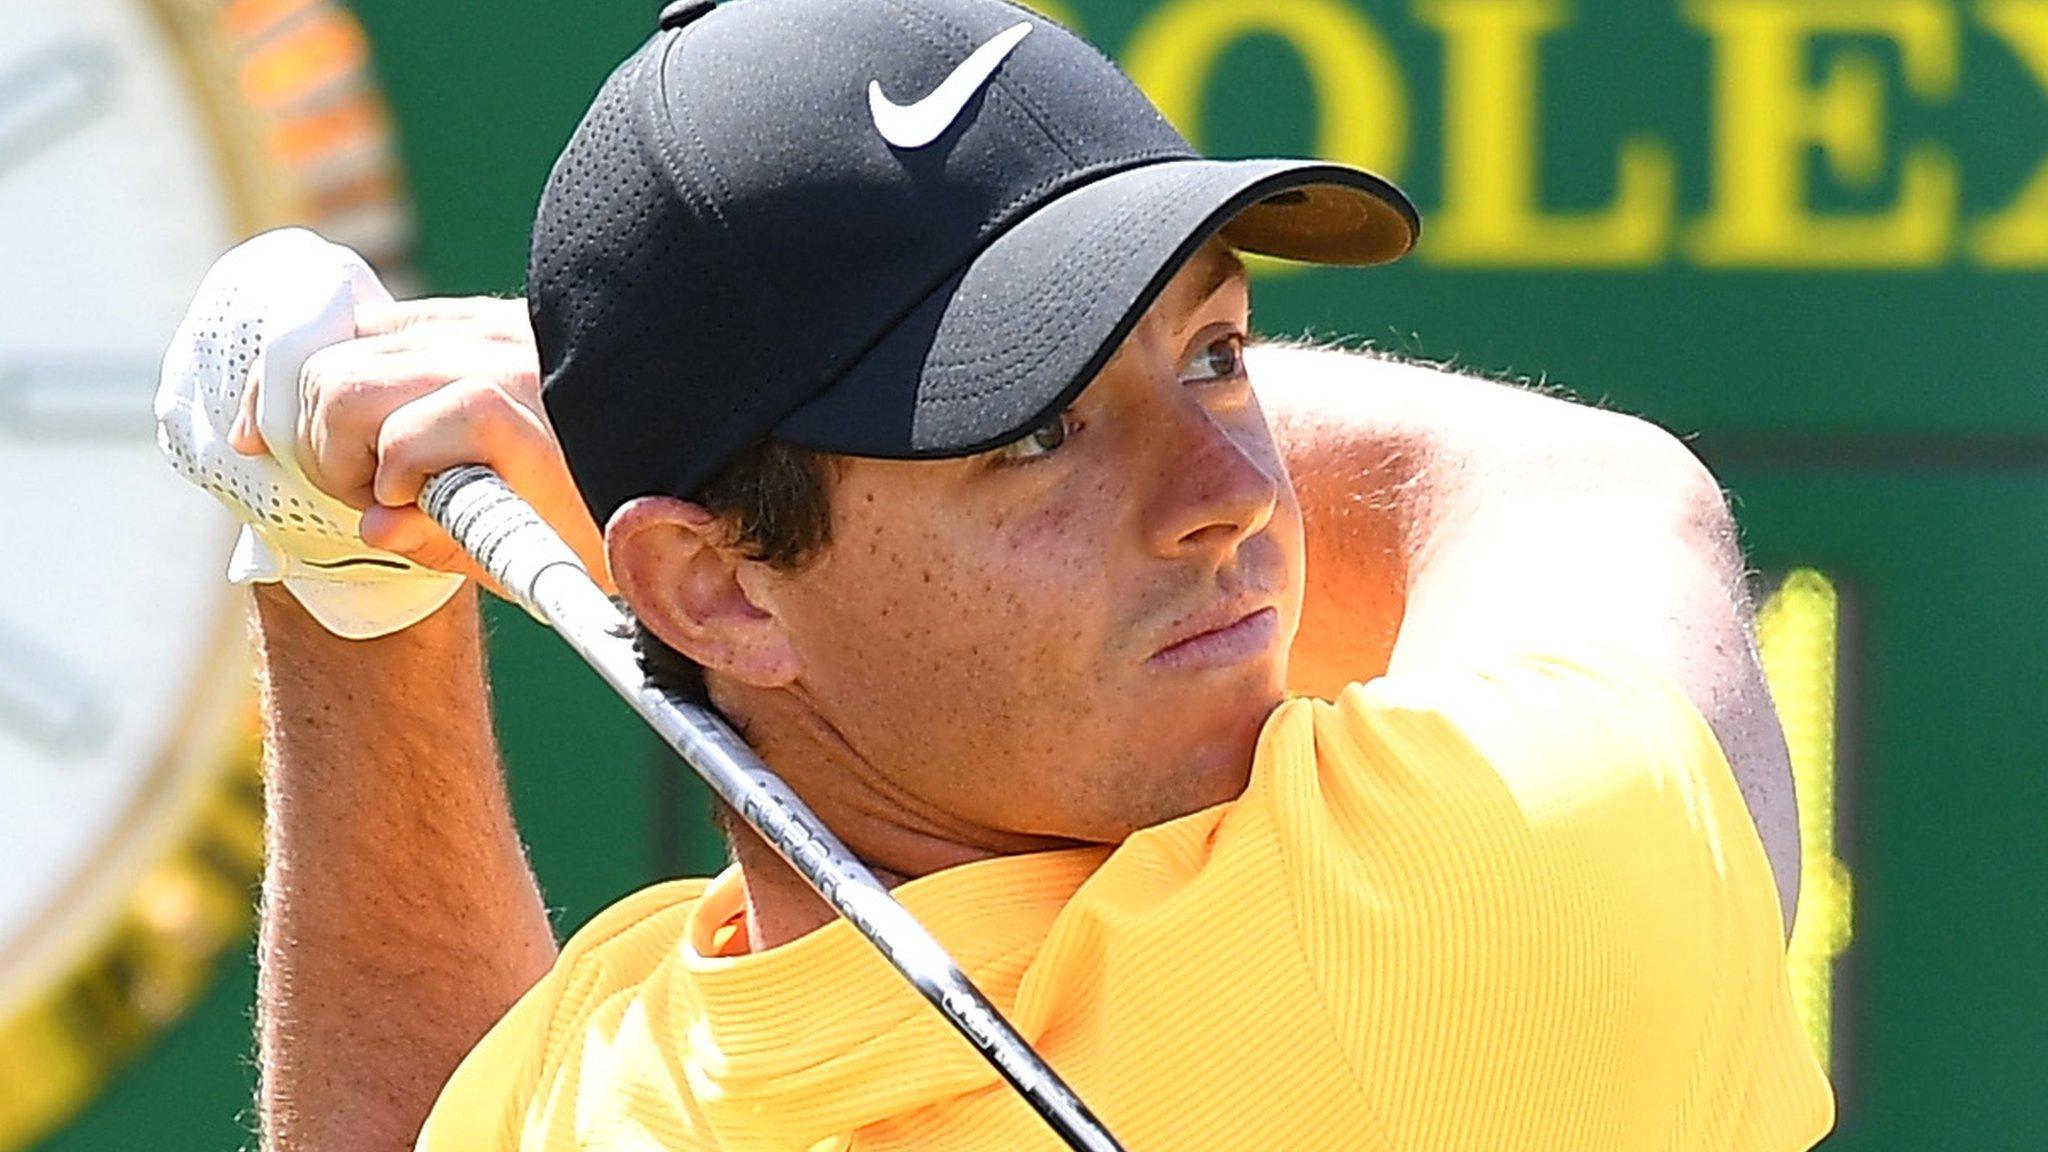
[
  {"left": 811, "top": 493, "right": 1067, "bottom": 754},
  {"left": 994, "top": 472, "right": 1169, "bottom": 656},
  {"left": 805, "top": 464, "right": 1247, "bottom": 836},
  {"left": 978, "top": 481, "right": 1232, "bottom": 834}
]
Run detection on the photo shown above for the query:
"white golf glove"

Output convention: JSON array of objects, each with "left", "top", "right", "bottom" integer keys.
[{"left": 154, "top": 228, "right": 464, "bottom": 639}]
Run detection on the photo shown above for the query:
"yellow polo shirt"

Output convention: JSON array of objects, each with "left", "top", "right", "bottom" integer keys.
[{"left": 416, "top": 652, "right": 1834, "bottom": 1150}]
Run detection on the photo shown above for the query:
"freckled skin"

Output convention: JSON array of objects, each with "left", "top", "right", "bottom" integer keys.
[
  {"left": 765, "top": 246, "right": 1298, "bottom": 841},
  {"left": 612, "top": 242, "right": 1304, "bottom": 936}
]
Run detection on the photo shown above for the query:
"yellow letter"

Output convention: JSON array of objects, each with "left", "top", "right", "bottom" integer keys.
[
  {"left": 1124, "top": 0, "right": 1409, "bottom": 181},
  {"left": 1973, "top": 0, "right": 2048, "bottom": 265},
  {"left": 1124, "top": 0, "right": 1408, "bottom": 277},
  {"left": 1687, "top": 0, "right": 1959, "bottom": 268},
  {"left": 1416, "top": 0, "right": 1675, "bottom": 267}
]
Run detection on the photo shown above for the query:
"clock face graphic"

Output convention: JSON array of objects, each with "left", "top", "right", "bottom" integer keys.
[{"left": 0, "top": 0, "right": 413, "bottom": 1145}]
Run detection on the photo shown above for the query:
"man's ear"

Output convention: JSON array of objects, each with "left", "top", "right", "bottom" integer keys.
[{"left": 606, "top": 496, "right": 801, "bottom": 688}]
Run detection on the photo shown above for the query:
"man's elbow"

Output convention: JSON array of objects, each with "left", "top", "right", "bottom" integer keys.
[
  {"left": 1588, "top": 413, "right": 1803, "bottom": 930},
  {"left": 1579, "top": 411, "right": 1741, "bottom": 569}
]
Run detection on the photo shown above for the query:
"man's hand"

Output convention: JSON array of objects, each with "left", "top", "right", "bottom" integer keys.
[
  {"left": 155, "top": 230, "right": 466, "bottom": 638},
  {"left": 228, "top": 293, "right": 612, "bottom": 595}
]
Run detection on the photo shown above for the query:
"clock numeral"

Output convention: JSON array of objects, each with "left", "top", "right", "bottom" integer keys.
[
  {"left": 0, "top": 40, "right": 113, "bottom": 175},
  {"left": 0, "top": 359, "right": 160, "bottom": 441},
  {"left": 0, "top": 620, "right": 108, "bottom": 756}
]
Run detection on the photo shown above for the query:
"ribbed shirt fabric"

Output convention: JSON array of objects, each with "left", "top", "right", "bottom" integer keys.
[{"left": 415, "top": 652, "right": 1834, "bottom": 1151}]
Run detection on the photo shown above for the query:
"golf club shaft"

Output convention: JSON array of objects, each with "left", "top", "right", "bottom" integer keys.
[{"left": 418, "top": 464, "right": 1126, "bottom": 1152}]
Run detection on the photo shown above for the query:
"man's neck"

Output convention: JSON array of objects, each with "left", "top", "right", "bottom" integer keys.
[
  {"left": 726, "top": 825, "right": 909, "bottom": 950},
  {"left": 709, "top": 684, "right": 1083, "bottom": 950}
]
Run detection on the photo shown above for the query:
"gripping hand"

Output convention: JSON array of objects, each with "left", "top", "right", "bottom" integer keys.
[{"left": 155, "top": 228, "right": 464, "bottom": 639}]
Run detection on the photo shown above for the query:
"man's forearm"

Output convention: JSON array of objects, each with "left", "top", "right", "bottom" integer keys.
[
  {"left": 1256, "top": 342, "right": 1800, "bottom": 928},
  {"left": 253, "top": 585, "right": 557, "bottom": 1152}
]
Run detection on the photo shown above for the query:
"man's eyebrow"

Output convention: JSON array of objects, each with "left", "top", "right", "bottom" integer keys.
[{"left": 1190, "top": 248, "right": 1249, "bottom": 308}]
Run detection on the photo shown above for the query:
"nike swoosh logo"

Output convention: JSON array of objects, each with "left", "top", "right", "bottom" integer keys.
[{"left": 868, "top": 22, "right": 1032, "bottom": 150}]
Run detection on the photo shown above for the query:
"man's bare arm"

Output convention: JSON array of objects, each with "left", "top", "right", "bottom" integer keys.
[
  {"left": 253, "top": 577, "right": 556, "bottom": 1152},
  {"left": 1254, "top": 343, "right": 1799, "bottom": 934}
]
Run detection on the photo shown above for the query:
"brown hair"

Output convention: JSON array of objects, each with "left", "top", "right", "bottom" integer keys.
[{"left": 630, "top": 439, "right": 838, "bottom": 704}]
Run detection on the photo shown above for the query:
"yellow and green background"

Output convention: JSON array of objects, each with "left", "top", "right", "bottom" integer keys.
[{"left": 26, "top": 0, "right": 2048, "bottom": 1146}]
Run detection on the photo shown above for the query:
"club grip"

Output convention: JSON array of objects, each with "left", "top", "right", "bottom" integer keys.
[{"left": 419, "top": 465, "right": 585, "bottom": 614}]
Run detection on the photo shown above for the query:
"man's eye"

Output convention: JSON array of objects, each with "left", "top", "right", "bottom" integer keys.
[
  {"left": 995, "top": 409, "right": 1079, "bottom": 464},
  {"left": 1181, "top": 333, "right": 1246, "bottom": 383}
]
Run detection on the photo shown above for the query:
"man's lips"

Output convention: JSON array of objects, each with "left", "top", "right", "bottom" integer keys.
[{"left": 1146, "top": 606, "right": 1281, "bottom": 670}]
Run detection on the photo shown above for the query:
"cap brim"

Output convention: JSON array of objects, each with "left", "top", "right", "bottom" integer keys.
[{"left": 773, "top": 157, "right": 1417, "bottom": 458}]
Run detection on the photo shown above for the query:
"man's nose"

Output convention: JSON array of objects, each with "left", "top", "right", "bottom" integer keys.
[{"left": 1142, "top": 399, "right": 1280, "bottom": 560}]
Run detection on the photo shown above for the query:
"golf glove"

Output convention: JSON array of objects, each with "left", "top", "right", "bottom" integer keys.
[{"left": 154, "top": 228, "right": 463, "bottom": 639}]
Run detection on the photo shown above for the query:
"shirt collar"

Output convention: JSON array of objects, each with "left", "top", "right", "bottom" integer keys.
[{"left": 674, "top": 847, "right": 1112, "bottom": 1146}]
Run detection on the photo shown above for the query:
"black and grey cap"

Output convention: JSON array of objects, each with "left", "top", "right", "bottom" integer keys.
[{"left": 532, "top": 0, "right": 1418, "bottom": 526}]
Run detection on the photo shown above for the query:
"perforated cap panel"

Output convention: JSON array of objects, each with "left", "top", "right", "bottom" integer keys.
[{"left": 530, "top": 0, "right": 1416, "bottom": 526}]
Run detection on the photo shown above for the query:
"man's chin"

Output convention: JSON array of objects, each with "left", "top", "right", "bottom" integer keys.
[
  {"left": 1137, "top": 709, "right": 1276, "bottom": 827},
  {"left": 1062, "top": 678, "right": 1286, "bottom": 838},
  {"left": 1206, "top": 689, "right": 1288, "bottom": 787},
  {"left": 1106, "top": 765, "right": 1253, "bottom": 839}
]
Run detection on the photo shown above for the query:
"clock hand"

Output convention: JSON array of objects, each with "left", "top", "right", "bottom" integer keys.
[
  {"left": 0, "top": 41, "right": 113, "bottom": 175},
  {"left": 0, "top": 359, "right": 160, "bottom": 440},
  {"left": 0, "top": 620, "right": 107, "bottom": 756}
]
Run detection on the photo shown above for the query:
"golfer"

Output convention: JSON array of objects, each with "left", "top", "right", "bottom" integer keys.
[{"left": 199, "top": 0, "right": 1835, "bottom": 1147}]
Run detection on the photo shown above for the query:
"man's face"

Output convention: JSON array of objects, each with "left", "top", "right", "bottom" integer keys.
[{"left": 755, "top": 241, "right": 1303, "bottom": 848}]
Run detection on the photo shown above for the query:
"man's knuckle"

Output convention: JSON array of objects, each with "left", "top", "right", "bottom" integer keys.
[
  {"left": 307, "top": 423, "right": 373, "bottom": 495},
  {"left": 375, "top": 428, "right": 418, "bottom": 476},
  {"left": 314, "top": 373, "right": 391, "bottom": 442},
  {"left": 454, "top": 381, "right": 522, "bottom": 437},
  {"left": 296, "top": 347, "right": 364, "bottom": 408}
]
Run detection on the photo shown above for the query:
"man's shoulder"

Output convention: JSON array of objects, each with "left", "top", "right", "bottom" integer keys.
[
  {"left": 1266, "top": 649, "right": 1729, "bottom": 843},
  {"left": 1347, "top": 648, "right": 1719, "bottom": 770},
  {"left": 557, "top": 877, "right": 712, "bottom": 969},
  {"left": 1313, "top": 648, "right": 1701, "bottom": 733},
  {"left": 416, "top": 879, "right": 718, "bottom": 1152},
  {"left": 1242, "top": 654, "right": 1827, "bottom": 1151}
]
